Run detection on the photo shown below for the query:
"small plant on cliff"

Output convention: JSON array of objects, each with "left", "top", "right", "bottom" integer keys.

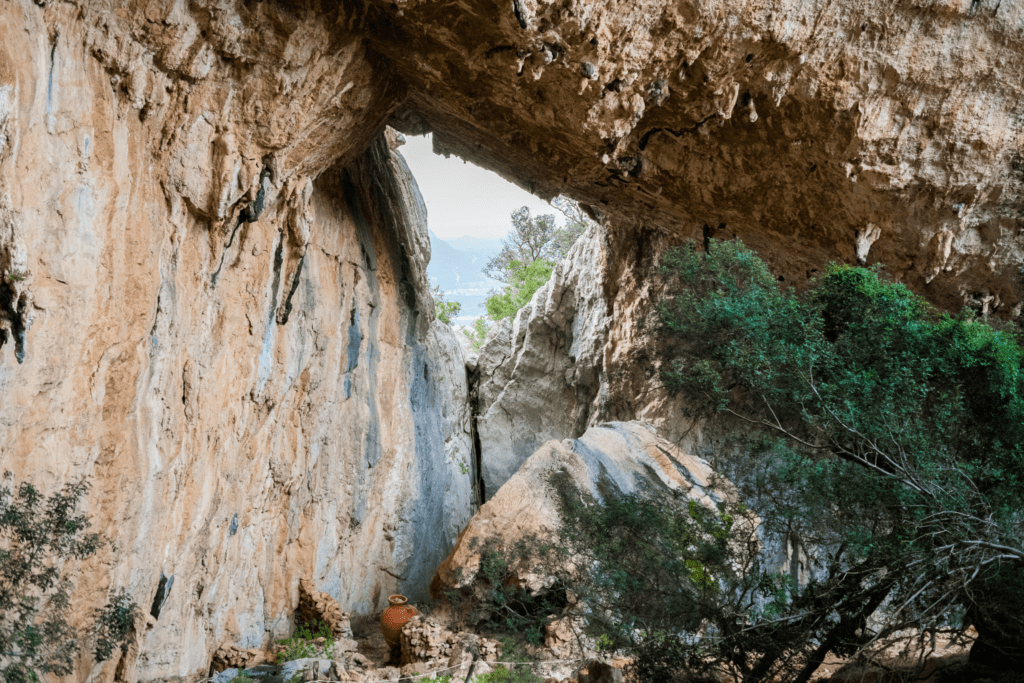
[
  {"left": 0, "top": 472, "right": 139, "bottom": 683},
  {"left": 432, "top": 285, "right": 462, "bottom": 325},
  {"left": 275, "top": 620, "right": 335, "bottom": 663},
  {"left": 462, "top": 317, "right": 490, "bottom": 352}
]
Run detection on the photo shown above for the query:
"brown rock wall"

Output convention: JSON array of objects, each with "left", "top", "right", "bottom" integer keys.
[
  {"left": 0, "top": 4, "right": 474, "bottom": 681},
  {"left": 367, "top": 0, "right": 1024, "bottom": 316},
  {"left": 2, "top": 0, "right": 1024, "bottom": 681}
]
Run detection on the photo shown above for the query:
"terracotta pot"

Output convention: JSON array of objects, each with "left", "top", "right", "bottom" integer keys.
[{"left": 379, "top": 594, "right": 419, "bottom": 647}]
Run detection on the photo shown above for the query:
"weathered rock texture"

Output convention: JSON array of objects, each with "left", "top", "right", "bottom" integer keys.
[
  {"left": 372, "top": 0, "right": 1024, "bottom": 318},
  {"left": 0, "top": 4, "right": 474, "bottom": 680},
  {"left": 433, "top": 421, "right": 726, "bottom": 594},
  {"left": 1, "top": 0, "right": 1023, "bottom": 681},
  {"left": 476, "top": 223, "right": 693, "bottom": 495},
  {"left": 475, "top": 222, "right": 610, "bottom": 498}
]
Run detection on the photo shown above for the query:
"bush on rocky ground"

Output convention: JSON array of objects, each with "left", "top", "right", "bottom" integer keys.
[
  {"left": 0, "top": 474, "right": 139, "bottom": 683},
  {"left": 552, "top": 238, "right": 1024, "bottom": 682}
]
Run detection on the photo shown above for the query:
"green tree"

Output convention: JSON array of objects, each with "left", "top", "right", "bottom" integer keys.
[
  {"left": 483, "top": 199, "right": 590, "bottom": 284},
  {"left": 431, "top": 284, "right": 462, "bottom": 325},
  {"left": 548, "top": 240, "right": 1024, "bottom": 682},
  {"left": 467, "top": 199, "right": 592, "bottom": 349},
  {"left": 0, "top": 473, "right": 139, "bottom": 683},
  {"left": 656, "top": 239, "right": 1024, "bottom": 675},
  {"left": 484, "top": 260, "right": 555, "bottom": 321}
]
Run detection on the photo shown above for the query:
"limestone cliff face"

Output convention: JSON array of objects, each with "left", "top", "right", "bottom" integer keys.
[
  {"left": 0, "top": 3, "right": 474, "bottom": 680},
  {"left": 476, "top": 222, "right": 693, "bottom": 496},
  {"left": 1, "top": 0, "right": 1022, "bottom": 681},
  {"left": 368, "top": 0, "right": 1024, "bottom": 318},
  {"left": 475, "top": 223, "right": 610, "bottom": 498}
]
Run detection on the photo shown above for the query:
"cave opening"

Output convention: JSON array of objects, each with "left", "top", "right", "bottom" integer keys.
[{"left": 399, "top": 132, "right": 575, "bottom": 329}]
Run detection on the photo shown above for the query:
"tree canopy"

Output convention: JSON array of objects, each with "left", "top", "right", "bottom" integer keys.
[
  {"left": 482, "top": 198, "right": 590, "bottom": 284},
  {"left": 547, "top": 239, "right": 1024, "bottom": 682},
  {"left": 462, "top": 198, "right": 592, "bottom": 348},
  {"left": 0, "top": 474, "right": 139, "bottom": 683}
]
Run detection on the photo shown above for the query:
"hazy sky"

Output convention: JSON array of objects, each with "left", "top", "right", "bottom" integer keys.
[{"left": 399, "top": 133, "right": 560, "bottom": 241}]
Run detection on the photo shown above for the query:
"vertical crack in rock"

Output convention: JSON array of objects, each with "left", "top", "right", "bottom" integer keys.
[
  {"left": 149, "top": 572, "right": 174, "bottom": 621},
  {"left": 512, "top": 0, "right": 529, "bottom": 29},
  {"left": 210, "top": 215, "right": 245, "bottom": 286},
  {"left": 343, "top": 304, "right": 361, "bottom": 400},
  {"left": 254, "top": 231, "right": 284, "bottom": 395},
  {"left": 46, "top": 33, "right": 58, "bottom": 135},
  {"left": 467, "top": 361, "right": 486, "bottom": 506},
  {"left": 241, "top": 168, "right": 272, "bottom": 224},
  {"left": 276, "top": 178, "right": 314, "bottom": 324},
  {"left": 341, "top": 171, "right": 382, "bottom": 528},
  {"left": 276, "top": 253, "right": 305, "bottom": 326}
]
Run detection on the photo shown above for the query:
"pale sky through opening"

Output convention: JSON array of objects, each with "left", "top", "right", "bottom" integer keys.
[{"left": 399, "top": 133, "right": 560, "bottom": 241}]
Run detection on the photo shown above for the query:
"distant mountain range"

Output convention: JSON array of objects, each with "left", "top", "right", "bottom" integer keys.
[{"left": 427, "top": 232, "right": 504, "bottom": 323}]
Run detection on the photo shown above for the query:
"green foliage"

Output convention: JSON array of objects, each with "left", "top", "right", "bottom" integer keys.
[
  {"left": 553, "top": 473, "right": 770, "bottom": 682},
  {"left": 484, "top": 260, "right": 554, "bottom": 321},
  {"left": 473, "top": 199, "right": 592, "bottom": 334},
  {"left": 462, "top": 317, "right": 490, "bottom": 352},
  {"left": 460, "top": 538, "right": 567, "bottom": 646},
  {"left": 476, "top": 640, "right": 545, "bottom": 683},
  {"left": 91, "top": 589, "right": 140, "bottom": 663},
  {"left": 432, "top": 284, "right": 462, "bottom": 325},
  {"left": 0, "top": 473, "right": 139, "bottom": 683},
  {"left": 479, "top": 547, "right": 555, "bottom": 644},
  {"left": 656, "top": 239, "right": 1024, "bottom": 673},
  {"left": 275, "top": 620, "right": 335, "bottom": 663},
  {"left": 274, "top": 636, "right": 315, "bottom": 663},
  {"left": 474, "top": 664, "right": 545, "bottom": 683},
  {"left": 483, "top": 199, "right": 590, "bottom": 285}
]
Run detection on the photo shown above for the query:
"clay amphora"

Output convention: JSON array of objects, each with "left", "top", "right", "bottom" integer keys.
[{"left": 379, "top": 594, "right": 419, "bottom": 647}]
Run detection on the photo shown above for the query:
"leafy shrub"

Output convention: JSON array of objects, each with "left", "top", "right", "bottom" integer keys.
[
  {"left": 656, "top": 239, "right": 1024, "bottom": 674},
  {"left": 474, "top": 663, "right": 545, "bottom": 683},
  {"left": 544, "top": 241, "right": 1024, "bottom": 681},
  {"left": 552, "top": 472, "right": 765, "bottom": 683},
  {"left": 462, "top": 317, "right": 490, "bottom": 352},
  {"left": 0, "top": 473, "right": 139, "bottom": 683},
  {"left": 275, "top": 619, "right": 335, "bottom": 662},
  {"left": 432, "top": 285, "right": 462, "bottom": 325},
  {"left": 483, "top": 200, "right": 590, "bottom": 285},
  {"left": 484, "top": 260, "right": 554, "bottom": 321},
  {"left": 469, "top": 538, "right": 567, "bottom": 646}
]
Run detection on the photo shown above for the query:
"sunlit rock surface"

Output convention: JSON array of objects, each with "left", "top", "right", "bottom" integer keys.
[
  {"left": 1, "top": 0, "right": 1023, "bottom": 680},
  {"left": 433, "top": 421, "right": 726, "bottom": 594}
]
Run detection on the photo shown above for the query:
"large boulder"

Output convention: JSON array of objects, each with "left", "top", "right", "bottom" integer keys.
[
  {"left": 433, "top": 421, "right": 724, "bottom": 594},
  {"left": 474, "top": 223, "right": 611, "bottom": 498}
]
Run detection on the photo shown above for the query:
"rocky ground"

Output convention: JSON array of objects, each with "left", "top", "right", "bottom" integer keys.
[
  {"left": 206, "top": 425, "right": 1001, "bottom": 683},
  {"left": 210, "top": 610, "right": 989, "bottom": 683}
]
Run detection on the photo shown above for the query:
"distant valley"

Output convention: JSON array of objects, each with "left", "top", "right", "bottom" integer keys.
[{"left": 427, "top": 232, "right": 504, "bottom": 324}]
